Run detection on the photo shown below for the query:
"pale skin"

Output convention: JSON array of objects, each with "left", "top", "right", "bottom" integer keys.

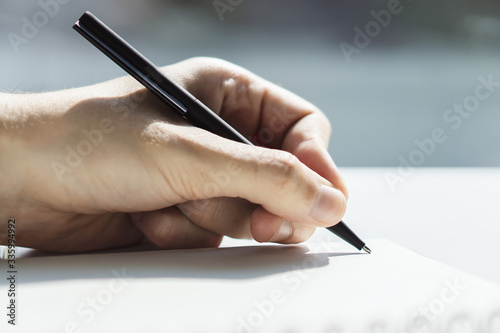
[{"left": 0, "top": 57, "right": 348, "bottom": 252}]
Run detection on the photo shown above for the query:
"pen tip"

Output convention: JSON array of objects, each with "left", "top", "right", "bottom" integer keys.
[{"left": 362, "top": 246, "right": 371, "bottom": 254}]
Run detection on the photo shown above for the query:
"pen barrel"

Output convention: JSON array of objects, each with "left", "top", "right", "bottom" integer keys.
[
  {"left": 326, "top": 221, "right": 365, "bottom": 251},
  {"left": 184, "top": 99, "right": 253, "bottom": 145}
]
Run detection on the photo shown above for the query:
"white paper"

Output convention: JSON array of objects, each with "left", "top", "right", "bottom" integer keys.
[{"left": 1, "top": 237, "right": 499, "bottom": 333}]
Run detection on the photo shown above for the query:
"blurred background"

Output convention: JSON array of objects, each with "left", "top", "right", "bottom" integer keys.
[{"left": 1, "top": 0, "right": 500, "bottom": 167}]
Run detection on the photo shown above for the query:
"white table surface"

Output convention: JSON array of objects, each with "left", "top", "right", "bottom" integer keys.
[{"left": 338, "top": 167, "right": 500, "bottom": 286}]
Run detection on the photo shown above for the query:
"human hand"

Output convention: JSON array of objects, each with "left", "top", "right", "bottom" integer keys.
[{"left": 0, "top": 57, "right": 348, "bottom": 252}]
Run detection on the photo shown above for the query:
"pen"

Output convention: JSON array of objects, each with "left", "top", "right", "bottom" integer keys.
[{"left": 73, "top": 11, "right": 371, "bottom": 254}]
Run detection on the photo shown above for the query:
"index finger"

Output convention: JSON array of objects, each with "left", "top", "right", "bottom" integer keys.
[
  {"left": 227, "top": 71, "right": 349, "bottom": 199},
  {"left": 169, "top": 58, "right": 348, "bottom": 197}
]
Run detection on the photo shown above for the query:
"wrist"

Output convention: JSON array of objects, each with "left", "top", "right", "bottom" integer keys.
[
  {"left": 0, "top": 92, "right": 62, "bottom": 226},
  {"left": 0, "top": 93, "right": 25, "bottom": 244}
]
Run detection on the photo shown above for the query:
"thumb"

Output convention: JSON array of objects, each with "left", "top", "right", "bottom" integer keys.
[{"left": 172, "top": 132, "right": 347, "bottom": 228}]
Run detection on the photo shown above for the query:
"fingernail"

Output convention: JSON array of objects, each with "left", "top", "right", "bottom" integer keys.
[
  {"left": 311, "top": 185, "right": 346, "bottom": 225},
  {"left": 270, "top": 220, "right": 293, "bottom": 242},
  {"left": 130, "top": 212, "right": 143, "bottom": 224}
]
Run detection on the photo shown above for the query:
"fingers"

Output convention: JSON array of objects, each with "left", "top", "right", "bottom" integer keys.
[
  {"left": 160, "top": 57, "right": 318, "bottom": 146},
  {"left": 179, "top": 198, "right": 315, "bottom": 245},
  {"left": 177, "top": 197, "right": 256, "bottom": 239},
  {"left": 282, "top": 112, "right": 349, "bottom": 200},
  {"left": 169, "top": 133, "right": 347, "bottom": 228},
  {"left": 168, "top": 57, "right": 348, "bottom": 198},
  {"left": 130, "top": 207, "right": 222, "bottom": 249},
  {"left": 250, "top": 207, "right": 316, "bottom": 244}
]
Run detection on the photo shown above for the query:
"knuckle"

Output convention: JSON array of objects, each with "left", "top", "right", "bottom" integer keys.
[
  {"left": 253, "top": 148, "right": 319, "bottom": 209},
  {"left": 263, "top": 150, "right": 302, "bottom": 191},
  {"left": 185, "top": 56, "right": 236, "bottom": 76},
  {"left": 188, "top": 56, "right": 224, "bottom": 65}
]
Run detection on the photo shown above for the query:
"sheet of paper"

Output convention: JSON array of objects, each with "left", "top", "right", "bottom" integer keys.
[{"left": 1, "top": 236, "right": 499, "bottom": 333}]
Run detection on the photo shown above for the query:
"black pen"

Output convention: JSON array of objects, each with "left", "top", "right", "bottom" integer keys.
[{"left": 73, "top": 11, "right": 371, "bottom": 254}]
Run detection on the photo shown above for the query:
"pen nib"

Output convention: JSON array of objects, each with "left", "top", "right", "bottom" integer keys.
[{"left": 362, "top": 246, "right": 371, "bottom": 254}]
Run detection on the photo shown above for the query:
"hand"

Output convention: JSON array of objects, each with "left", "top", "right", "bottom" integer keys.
[{"left": 0, "top": 57, "right": 348, "bottom": 252}]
